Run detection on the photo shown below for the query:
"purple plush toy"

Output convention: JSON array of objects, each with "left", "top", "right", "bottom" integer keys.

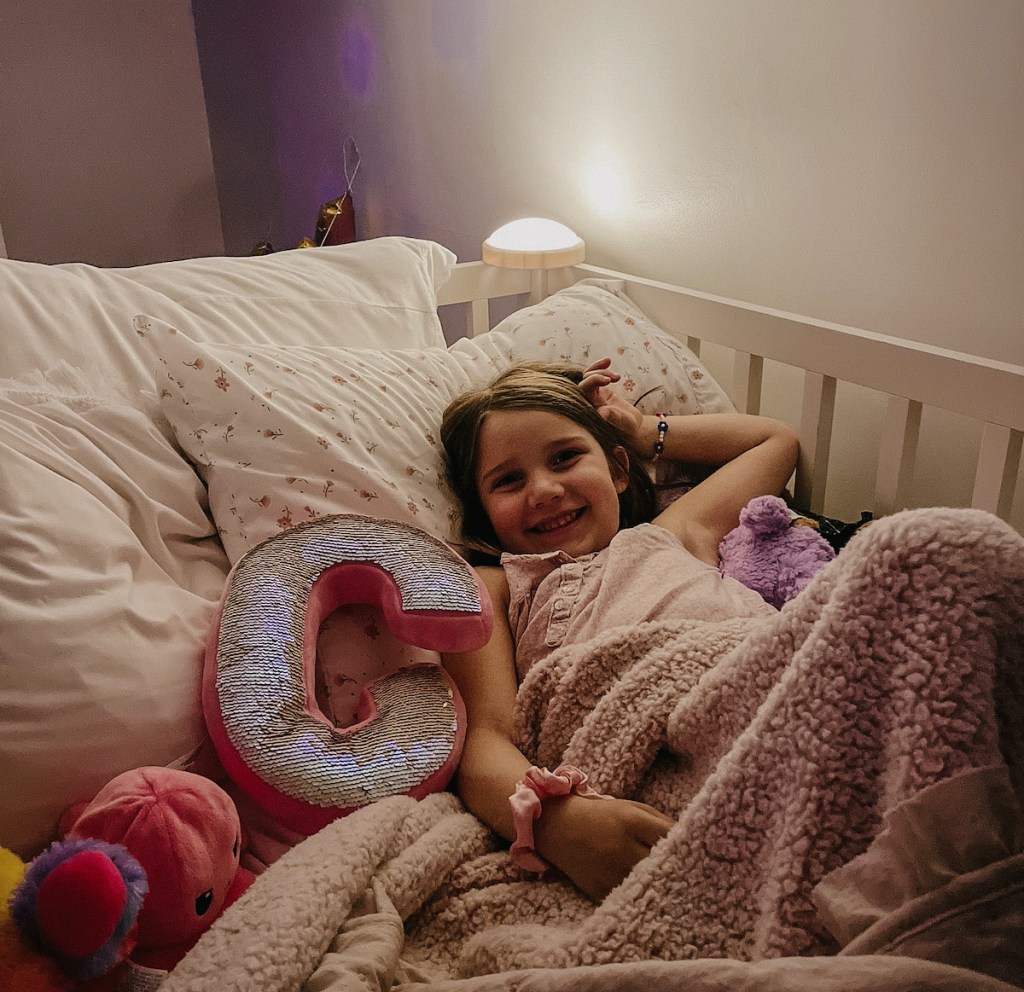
[{"left": 719, "top": 495, "right": 836, "bottom": 609}]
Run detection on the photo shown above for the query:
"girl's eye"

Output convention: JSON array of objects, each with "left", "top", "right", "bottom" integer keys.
[
  {"left": 491, "top": 473, "right": 521, "bottom": 491},
  {"left": 554, "top": 449, "right": 583, "bottom": 465}
]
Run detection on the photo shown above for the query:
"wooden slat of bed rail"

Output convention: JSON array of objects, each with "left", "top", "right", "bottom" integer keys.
[
  {"left": 874, "top": 397, "right": 922, "bottom": 515},
  {"left": 972, "top": 424, "right": 1023, "bottom": 518},
  {"left": 731, "top": 352, "right": 763, "bottom": 415},
  {"left": 795, "top": 372, "right": 836, "bottom": 514},
  {"left": 470, "top": 299, "right": 490, "bottom": 337}
]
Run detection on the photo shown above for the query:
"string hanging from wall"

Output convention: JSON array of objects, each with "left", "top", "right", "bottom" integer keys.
[
  {"left": 249, "top": 137, "right": 361, "bottom": 255},
  {"left": 315, "top": 137, "right": 361, "bottom": 247}
]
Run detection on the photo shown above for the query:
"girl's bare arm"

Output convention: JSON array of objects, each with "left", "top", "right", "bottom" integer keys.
[
  {"left": 443, "top": 565, "right": 672, "bottom": 900},
  {"left": 442, "top": 565, "right": 529, "bottom": 838}
]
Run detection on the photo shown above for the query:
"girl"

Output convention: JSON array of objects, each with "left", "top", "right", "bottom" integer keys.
[{"left": 440, "top": 359, "right": 799, "bottom": 902}]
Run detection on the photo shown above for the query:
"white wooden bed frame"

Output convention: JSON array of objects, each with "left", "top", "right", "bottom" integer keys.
[{"left": 438, "top": 261, "right": 1023, "bottom": 527}]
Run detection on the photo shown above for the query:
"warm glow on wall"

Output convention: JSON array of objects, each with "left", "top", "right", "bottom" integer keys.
[{"left": 582, "top": 158, "right": 626, "bottom": 218}]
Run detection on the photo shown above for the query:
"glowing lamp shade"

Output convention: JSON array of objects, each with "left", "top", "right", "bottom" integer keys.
[{"left": 482, "top": 218, "right": 585, "bottom": 270}]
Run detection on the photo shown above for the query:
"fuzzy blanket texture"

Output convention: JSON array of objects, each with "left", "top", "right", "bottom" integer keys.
[{"left": 164, "top": 508, "right": 1024, "bottom": 992}]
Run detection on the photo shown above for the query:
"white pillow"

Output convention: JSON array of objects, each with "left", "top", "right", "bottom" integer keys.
[
  {"left": 0, "top": 372, "right": 230, "bottom": 858},
  {"left": 0, "top": 239, "right": 457, "bottom": 858},
  {"left": 0, "top": 238, "right": 454, "bottom": 396},
  {"left": 143, "top": 281, "right": 731, "bottom": 563}
]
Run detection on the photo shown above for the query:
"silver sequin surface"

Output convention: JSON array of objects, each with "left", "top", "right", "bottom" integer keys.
[{"left": 215, "top": 515, "right": 480, "bottom": 811}]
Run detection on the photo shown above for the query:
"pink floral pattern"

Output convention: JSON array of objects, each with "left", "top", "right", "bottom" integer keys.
[
  {"left": 148, "top": 319, "right": 471, "bottom": 563},
  {"left": 447, "top": 281, "right": 734, "bottom": 420},
  {"left": 145, "top": 284, "right": 731, "bottom": 566}
]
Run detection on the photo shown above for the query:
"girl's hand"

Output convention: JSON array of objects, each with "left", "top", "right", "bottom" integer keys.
[
  {"left": 535, "top": 793, "right": 673, "bottom": 901},
  {"left": 579, "top": 358, "right": 644, "bottom": 436}
]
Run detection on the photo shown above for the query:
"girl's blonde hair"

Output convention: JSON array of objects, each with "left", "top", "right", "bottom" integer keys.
[{"left": 440, "top": 362, "right": 656, "bottom": 554}]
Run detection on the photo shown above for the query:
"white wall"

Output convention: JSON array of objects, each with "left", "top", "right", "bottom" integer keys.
[
  {"left": 336, "top": 0, "right": 1022, "bottom": 525},
  {"left": 0, "top": 1, "right": 222, "bottom": 265}
]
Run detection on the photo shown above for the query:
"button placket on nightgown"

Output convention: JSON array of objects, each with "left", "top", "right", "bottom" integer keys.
[{"left": 545, "top": 560, "right": 584, "bottom": 647}]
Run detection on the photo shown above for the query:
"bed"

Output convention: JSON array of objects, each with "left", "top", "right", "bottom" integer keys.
[{"left": 1, "top": 237, "right": 1022, "bottom": 991}]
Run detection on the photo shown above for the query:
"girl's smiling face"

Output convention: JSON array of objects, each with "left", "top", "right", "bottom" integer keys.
[{"left": 475, "top": 408, "right": 629, "bottom": 557}]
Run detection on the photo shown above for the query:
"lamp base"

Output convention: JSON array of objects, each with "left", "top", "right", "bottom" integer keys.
[{"left": 481, "top": 239, "right": 585, "bottom": 269}]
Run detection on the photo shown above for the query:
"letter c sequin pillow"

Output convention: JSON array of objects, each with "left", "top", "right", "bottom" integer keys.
[{"left": 203, "top": 514, "right": 492, "bottom": 834}]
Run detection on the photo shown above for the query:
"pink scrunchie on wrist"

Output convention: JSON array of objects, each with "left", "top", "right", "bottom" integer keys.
[{"left": 508, "top": 764, "right": 610, "bottom": 873}]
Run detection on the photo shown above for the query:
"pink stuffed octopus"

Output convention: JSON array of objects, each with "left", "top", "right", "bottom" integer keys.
[{"left": 12, "top": 767, "right": 254, "bottom": 986}]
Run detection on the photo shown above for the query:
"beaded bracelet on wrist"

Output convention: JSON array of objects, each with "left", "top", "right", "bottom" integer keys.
[{"left": 652, "top": 414, "right": 669, "bottom": 463}]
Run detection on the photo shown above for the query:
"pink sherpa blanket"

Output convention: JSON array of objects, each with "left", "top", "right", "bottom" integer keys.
[{"left": 164, "top": 508, "right": 1024, "bottom": 992}]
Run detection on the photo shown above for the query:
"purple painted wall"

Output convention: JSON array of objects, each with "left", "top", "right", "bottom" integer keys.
[{"left": 193, "top": 0, "right": 357, "bottom": 256}]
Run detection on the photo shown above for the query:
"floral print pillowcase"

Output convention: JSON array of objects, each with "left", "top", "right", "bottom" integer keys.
[
  {"left": 141, "top": 314, "right": 472, "bottom": 563},
  {"left": 140, "top": 281, "right": 731, "bottom": 564},
  {"left": 452, "top": 279, "right": 733, "bottom": 419}
]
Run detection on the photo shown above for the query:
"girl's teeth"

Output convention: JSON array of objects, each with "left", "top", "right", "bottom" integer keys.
[{"left": 538, "top": 510, "right": 578, "bottom": 532}]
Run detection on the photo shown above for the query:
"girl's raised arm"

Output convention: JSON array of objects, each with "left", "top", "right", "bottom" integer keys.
[
  {"left": 648, "top": 412, "right": 799, "bottom": 563},
  {"left": 581, "top": 360, "right": 799, "bottom": 564}
]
